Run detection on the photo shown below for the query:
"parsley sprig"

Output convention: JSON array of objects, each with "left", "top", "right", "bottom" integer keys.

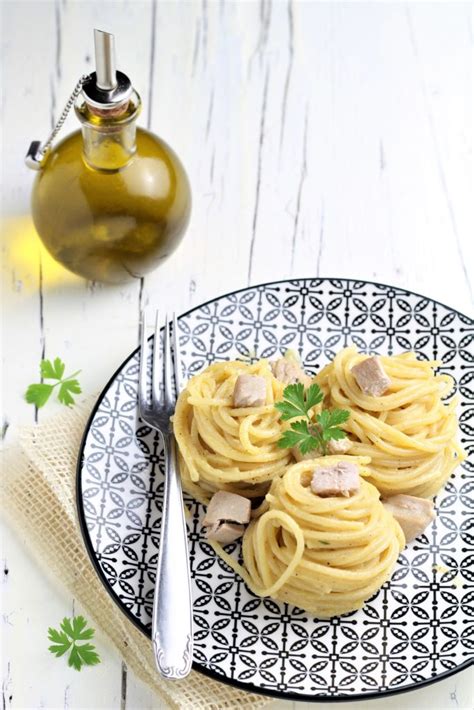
[
  {"left": 275, "top": 383, "right": 350, "bottom": 456},
  {"left": 48, "top": 616, "right": 100, "bottom": 671},
  {"left": 25, "top": 357, "right": 81, "bottom": 408}
]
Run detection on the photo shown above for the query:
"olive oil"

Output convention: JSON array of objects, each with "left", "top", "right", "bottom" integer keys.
[{"left": 27, "top": 30, "right": 191, "bottom": 284}]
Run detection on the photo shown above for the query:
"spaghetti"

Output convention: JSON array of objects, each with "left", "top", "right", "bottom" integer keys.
[
  {"left": 212, "top": 457, "right": 405, "bottom": 618},
  {"left": 173, "top": 360, "right": 293, "bottom": 504},
  {"left": 316, "top": 347, "right": 465, "bottom": 498}
]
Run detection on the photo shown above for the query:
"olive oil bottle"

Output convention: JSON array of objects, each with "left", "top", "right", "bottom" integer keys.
[{"left": 26, "top": 30, "right": 191, "bottom": 284}]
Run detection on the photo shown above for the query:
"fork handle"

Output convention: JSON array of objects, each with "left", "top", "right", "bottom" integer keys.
[{"left": 152, "top": 434, "right": 193, "bottom": 679}]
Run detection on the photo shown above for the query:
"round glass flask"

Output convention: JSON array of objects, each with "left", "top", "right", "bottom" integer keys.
[{"left": 29, "top": 31, "right": 191, "bottom": 284}]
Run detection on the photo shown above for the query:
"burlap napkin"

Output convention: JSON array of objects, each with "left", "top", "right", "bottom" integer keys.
[{"left": 0, "top": 398, "right": 268, "bottom": 709}]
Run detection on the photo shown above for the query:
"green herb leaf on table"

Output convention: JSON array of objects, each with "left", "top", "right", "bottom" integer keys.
[
  {"left": 75, "top": 643, "right": 101, "bottom": 667},
  {"left": 68, "top": 645, "right": 83, "bottom": 671},
  {"left": 276, "top": 383, "right": 350, "bottom": 456},
  {"left": 25, "top": 383, "right": 54, "bottom": 408},
  {"left": 40, "top": 356, "right": 65, "bottom": 380},
  {"left": 71, "top": 614, "right": 95, "bottom": 640},
  {"left": 25, "top": 358, "right": 81, "bottom": 409},
  {"left": 60, "top": 616, "right": 75, "bottom": 638},
  {"left": 58, "top": 378, "right": 82, "bottom": 406},
  {"left": 47, "top": 628, "right": 71, "bottom": 657},
  {"left": 48, "top": 616, "right": 100, "bottom": 671}
]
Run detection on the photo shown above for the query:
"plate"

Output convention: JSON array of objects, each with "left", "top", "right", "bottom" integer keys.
[{"left": 77, "top": 278, "right": 473, "bottom": 701}]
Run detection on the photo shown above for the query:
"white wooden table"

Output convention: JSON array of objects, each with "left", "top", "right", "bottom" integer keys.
[{"left": 1, "top": 1, "right": 473, "bottom": 708}]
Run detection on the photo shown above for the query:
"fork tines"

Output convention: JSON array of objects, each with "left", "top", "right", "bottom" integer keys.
[{"left": 138, "top": 311, "right": 181, "bottom": 423}]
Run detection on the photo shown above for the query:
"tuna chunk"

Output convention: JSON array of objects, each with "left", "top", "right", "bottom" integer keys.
[
  {"left": 327, "top": 437, "right": 352, "bottom": 455},
  {"left": 271, "top": 358, "right": 312, "bottom": 387},
  {"left": 383, "top": 494, "right": 435, "bottom": 542},
  {"left": 351, "top": 356, "right": 391, "bottom": 397},
  {"left": 203, "top": 491, "right": 251, "bottom": 527},
  {"left": 311, "top": 462, "right": 360, "bottom": 497},
  {"left": 233, "top": 374, "right": 267, "bottom": 407},
  {"left": 205, "top": 521, "right": 245, "bottom": 544},
  {"left": 292, "top": 437, "right": 352, "bottom": 462}
]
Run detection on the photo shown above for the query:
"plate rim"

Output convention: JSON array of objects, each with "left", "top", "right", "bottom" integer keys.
[{"left": 76, "top": 276, "right": 473, "bottom": 702}]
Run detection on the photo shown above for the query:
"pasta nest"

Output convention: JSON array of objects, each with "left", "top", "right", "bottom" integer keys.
[
  {"left": 234, "top": 457, "right": 405, "bottom": 618},
  {"left": 174, "top": 360, "right": 292, "bottom": 503},
  {"left": 316, "top": 347, "right": 465, "bottom": 498}
]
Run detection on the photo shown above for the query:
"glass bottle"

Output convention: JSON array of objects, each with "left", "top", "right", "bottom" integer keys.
[{"left": 27, "top": 30, "right": 191, "bottom": 284}]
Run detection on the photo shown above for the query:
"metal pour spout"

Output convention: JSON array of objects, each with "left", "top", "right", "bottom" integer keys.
[
  {"left": 81, "top": 28, "right": 133, "bottom": 110},
  {"left": 94, "top": 30, "right": 117, "bottom": 91},
  {"left": 25, "top": 28, "right": 134, "bottom": 170}
]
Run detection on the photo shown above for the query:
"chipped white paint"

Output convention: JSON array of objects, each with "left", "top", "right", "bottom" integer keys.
[{"left": 1, "top": 1, "right": 472, "bottom": 708}]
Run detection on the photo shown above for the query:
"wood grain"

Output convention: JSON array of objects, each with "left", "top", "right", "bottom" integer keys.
[{"left": 1, "top": 1, "right": 472, "bottom": 708}]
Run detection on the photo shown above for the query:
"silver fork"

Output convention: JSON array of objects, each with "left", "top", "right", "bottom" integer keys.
[{"left": 138, "top": 310, "right": 193, "bottom": 679}]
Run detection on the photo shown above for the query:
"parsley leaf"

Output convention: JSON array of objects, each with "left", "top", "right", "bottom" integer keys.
[
  {"left": 48, "top": 616, "right": 100, "bottom": 671},
  {"left": 317, "top": 409, "right": 350, "bottom": 443},
  {"left": 317, "top": 409, "right": 350, "bottom": 429},
  {"left": 275, "top": 382, "right": 324, "bottom": 421},
  {"left": 58, "top": 379, "right": 82, "bottom": 406},
  {"left": 278, "top": 420, "right": 320, "bottom": 453},
  {"left": 25, "top": 358, "right": 81, "bottom": 409},
  {"left": 75, "top": 643, "right": 101, "bottom": 667},
  {"left": 25, "top": 383, "right": 54, "bottom": 408},
  {"left": 68, "top": 644, "right": 100, "bottom": 670},
  {"left": 276, "top": 383, "right": 350, "bottom": 456},
  {"left": 72, "top": 615, "right": 95, "bottom": 640},
  {"left": 305, "top": 383, "right": 325, "bottom": 410},
  {"left": 68, "top": 645, "right": 83, "bottom": 671},
  {"left": 40, "top": 357, "right": 65, "bottom": 380},
  {"left": 47, "top": 628, "right": 71, "bottom": 657},
  {"left": 60, "top": 617, "right": 75, "bottom": 638}
]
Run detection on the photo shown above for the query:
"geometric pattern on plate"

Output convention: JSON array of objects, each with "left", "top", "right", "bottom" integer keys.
[{"left": 78, "top": 278, "right": 474, "bottom": 700}]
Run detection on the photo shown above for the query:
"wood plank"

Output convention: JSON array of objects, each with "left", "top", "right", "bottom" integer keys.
[{"left": 1, "top": 1, "right": 472, "bottom": 708}]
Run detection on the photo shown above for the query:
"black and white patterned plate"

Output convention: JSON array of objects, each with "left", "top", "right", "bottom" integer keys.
[{"left": 77, "top": 278, "right": 473, "bottom": 701}]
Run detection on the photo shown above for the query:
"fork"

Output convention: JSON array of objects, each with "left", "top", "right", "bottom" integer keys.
[{"left": 138, "top": 310, "right": 193, "bottom": 679}]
